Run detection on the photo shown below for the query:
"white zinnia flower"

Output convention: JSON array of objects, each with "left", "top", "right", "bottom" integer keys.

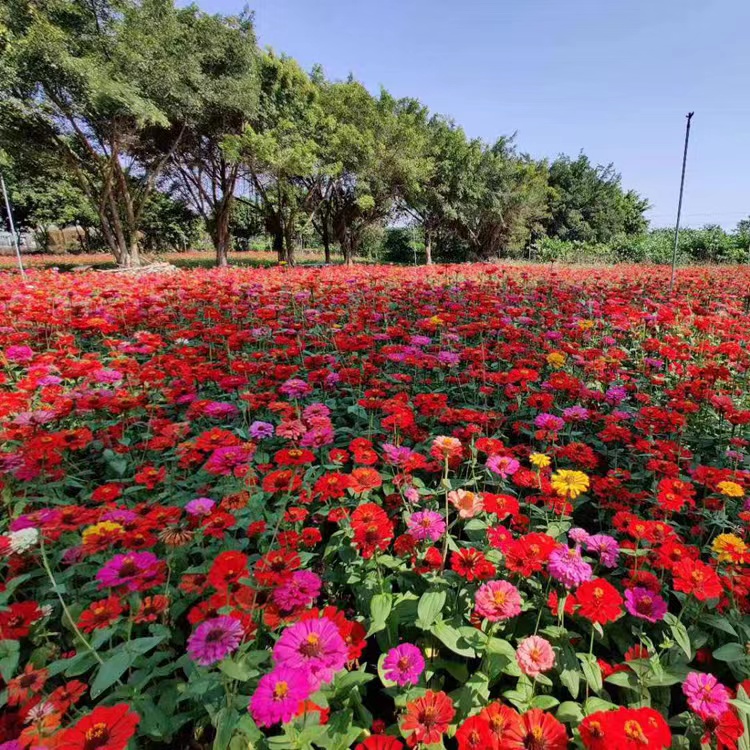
[{"left": 8, "top": 527, "right": 39, "bottom": 554}]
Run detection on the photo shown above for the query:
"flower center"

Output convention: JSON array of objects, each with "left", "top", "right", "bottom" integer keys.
[
  {"left": 624, "top": 720, "right": 647, "bottom": 744},
  {"left": 273, "top": 681, "right": 289, "bottom": 700},
  {"left": 300, "top": 633, "right": 322, "bottom": 657},
  {"left": 83, "top": 723, "right": 110, "bottom": 750},
  {"left": 493, "top": 591, "right": 507, "bottom": 606}
]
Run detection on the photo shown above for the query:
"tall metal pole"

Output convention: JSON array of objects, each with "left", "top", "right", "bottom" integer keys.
[
  {"left": 0, "top": 172, "right": 26, "bottom": 279},
  {"left": 669, "top": 112, "right": 694, "bottom": 294}
]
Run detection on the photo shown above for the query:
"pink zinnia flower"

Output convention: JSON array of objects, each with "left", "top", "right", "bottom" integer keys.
[
  {"left": 280, "top": 378, "right": 312, "bottom": 398},
  {"left": 474, "top": 580, "right": 522, "bottom": 622},
  {"left": 516, "top": 636, "right": 555, "bottom": 678},
  {"left": 624, "top": 587, "right": 668, "bottom": 623},
  {"left": 96, "top": 552, "right": 164, "bottom": 592},
  {"left": 186, "top": 497, "right": 215, "bottom": 516},
  {"left": 448, "top": 489, "right": 484, "bottom": 519},
  {"left": 187, "top": 615, "right": 244, "bottom": 666},
  {"left": 547, "top": 545, "right": 593, "bottom": 589},
  {"left": 585, "top": 534, "right": 620, "bottom": 568},
  {"left": 407, "top": 511, "right": 446, "bottom": 542},
  {"left": 382, "top": 643, "right": 425, "bottom": 686},
  {"left": 486, "top": 455, "right": 520, "bottom": 479},
  {"left": 249, "top": 666, "right": 312, "bottom": 727},
  {"left": 203, "top": 401, "right": 239, "bottom": 419},
  {"left": 5, "top": 345, "right": 34, "bottom": 363},
  {"left": 272, "top": 617, "right": 348, "bottom": 687},
  {"left": 683, "top": 672, "right": 731, "bottom": 719},
  {"left": 204, "top": 446, "right": 252, "bottom": 476},
  {"left": 272, "top": 571, "right": 322, "bottom": 612},
  {"left": 534, "top": 413, "right": 565, "bottom": 431}
]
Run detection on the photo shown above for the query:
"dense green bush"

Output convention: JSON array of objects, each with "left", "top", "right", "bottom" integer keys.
[{"left": 535, "top": 226, "right": 749, "bottom": 265}]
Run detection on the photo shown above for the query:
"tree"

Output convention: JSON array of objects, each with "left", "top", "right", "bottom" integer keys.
[
  {"left": 224, "top": 52, "right": 323, "bottom": 266},
  {"left": 312, "top": 81, "right": 431, "bottom": 265},
  {"left": 401, "top": 115, "right": 474, "bottom": 264},
  {"left": 1, "top": 0, "right": 204, "bottom": 266},
  {"left": 543, "top": 153, "right": 649, "bottom": 243},
  {"left": 452, "top": 138, "right": 550, "bottom": 259},
  {"left": 159, "top": 10, "right": 258, "bottom": 267}
]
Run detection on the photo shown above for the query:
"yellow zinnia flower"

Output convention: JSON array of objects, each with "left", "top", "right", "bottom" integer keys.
[
  {"left": 82, "top": 521, "right": 123, "bottom": 545},
  {"left": 551, "top": 469, "right": 590, "bottom": 500},
  {"left": 546, "top": 352, "right": 566, "bottom": 369},
  {"left": 717, "top": 481, "right": 744, "bottom": 498},
  {"left": 530, "top": 453, "right": 551, "bottom": 469},
  {"left": 712, "top": 533, "right": 747, "bottom": 563}
]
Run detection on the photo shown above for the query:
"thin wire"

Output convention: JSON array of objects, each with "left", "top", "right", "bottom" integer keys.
[{"left": 0, "top": 173, "right": 26, "bottom": 279}]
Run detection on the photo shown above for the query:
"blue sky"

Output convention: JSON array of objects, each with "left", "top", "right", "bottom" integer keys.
[{"left": 203, "top": 0, "right": 749, "bottom": 229}]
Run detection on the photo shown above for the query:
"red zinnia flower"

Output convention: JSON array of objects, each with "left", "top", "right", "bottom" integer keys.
[
  {"left": 208, "top": 550, "right": 249, "bottom": 592},
  {"left": 401, "top": 690, "right": 455, "bottom": 746},
  {"left": 61, "top": 703, "right": 140, "bottom": 750},
  {"left": 575, "top": 578, "right": 623, "bottom": 624},
  {"left": 609, "top": 707, "right": 671, "bottom": 750},
  {"left": 78, "top": 597, "right": 124, "bottom": 633},
  {"left": 7, "top": 663, "right": 48, "bottom": 706},
  {"left": 456, "top": 715, "right": 493, "bottom": 750},
  {"left": 356, "top": 737, "right": 404, "bottom": 750},
  {"left": 451, "top": 548, "right": 496, "bottom": 581},
  {"left": 673, "top": 558, "right": 723, "bottom": 601},
  {"left": 480, "top": 702, "right": 520, "bottom": 750},
  {"left": 505, "top": 708, "right": 567, "bottom": 750}
]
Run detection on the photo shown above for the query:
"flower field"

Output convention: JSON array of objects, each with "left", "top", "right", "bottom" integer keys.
[{"left": 2, "top": 264, "right": 750, "bottom": 750}]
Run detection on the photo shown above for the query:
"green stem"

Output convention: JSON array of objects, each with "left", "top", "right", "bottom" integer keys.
[{"left": 39, "top": 536, "right": 104, "bottom": 665}]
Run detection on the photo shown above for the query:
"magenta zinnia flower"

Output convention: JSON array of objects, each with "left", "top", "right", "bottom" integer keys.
[
  {"left": 272, "top": 617, "right": 348, "bottom": 687},
  {"left": 474, "top": 580, "right": 522, "bottom": 622},
  {"left": 407, "top": 511, "right": 446, "bottom": 542},
  {"left": 547, "top": 545, "right": 593, "bottom": 589},
  {"left": 683, "top": 672, "right": 731, "bottom": 720},
  {"left": 624, "top": 587, "right": 667, "bottom": 623},
  {"left": 272, "top": 570, "right": 322, "bottom": 612},
  {"left": 96, "top": 552, "right": 164, "bottom": 592},
  {"left": 249, "top": 666, "right": 312, "bottom": 727},
  {"left": 382, "top": 643, "right": 425, "bottom": 686},
  {"left": 486, "top": 454, "right": 520, "bottom": 479},
  {"left": 187, "top": 616, "right": 244, "bottom": 666},
  {"left": 585, "top": 534, "right": 620, "bottom": 568},
  {"left": 204, "top": 445, "right": 253, "bottom": 476}
]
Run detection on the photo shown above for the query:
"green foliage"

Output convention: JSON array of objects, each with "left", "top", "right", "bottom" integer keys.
[
  {"left": 536, "top": 225, "right": 750, "bottom": 264},
  {"left": 544, "top": 153, "right": 649, "bottom": 243}
]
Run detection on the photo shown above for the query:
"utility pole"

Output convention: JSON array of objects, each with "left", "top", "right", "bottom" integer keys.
[
  {"left": 0, "top": 172, "right": 26, "bottom": 278},
  {"left": 669, "top": 112, "right": 694, "bottom": 294}
]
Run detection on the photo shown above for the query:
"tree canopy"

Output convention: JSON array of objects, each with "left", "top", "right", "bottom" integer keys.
[{"left": 0, "top": 0, "right": 654, "bottom": 266}]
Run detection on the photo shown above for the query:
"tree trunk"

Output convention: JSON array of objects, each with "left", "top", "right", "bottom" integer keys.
[
  {"left": 272, "top": 229, "right": 284, "bottom": 263},
  {"left": 424, "top": 229, "right": 433, "bottom": 265},
  {"left": 284, "top": 225, "right": 296, "bottom": 267},
  {"left": 322, "top": 222, "right": 331, "bottom": 264},
  {"left": 212, "top": 204, "right": 231, "bottom": 268},
  {"left": 343, "top": 235, "right": 354, "bottom": 267}
]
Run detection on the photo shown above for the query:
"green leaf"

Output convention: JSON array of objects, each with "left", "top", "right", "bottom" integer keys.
[
  {"left": 713, "top": 643, "right": 747, "bottom": 662},
  {"left": 584, "top": 697, "right": 618, "bottom": 714},
  {"left": 123, "top": 635, "right": 166, "bottom": 655},
  {"left": 664, "top": 614, "right": 692, "bottom": 660},
  {"left": 219, "top": 657, "right": 253, "bottom": 682},
  {"left": 0, "top": 640, "right": 20, "bottom": 681},
  {"left": 556, "top": 701, "right": 584, "bottom": 724},
  {"left": 701, "top": 614, "right": 738, "bottom": 637},
  {"left": 531, "top": 695, "right": 560, "bottom": 710},
  {"left": 577, "top": 652, "right": 603, "bottom": 694},
  {"left": 90, "top": 650, "right": 133, "bottom": 698},
  {"left": 430, "top": 621, "right": 476, "bottom": 658},
  {"left": 368, "top": 593, "right": 393, "bottom": 636},
  {"left": 416, "top": 590, "right": 446, "bottom": 629}
]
